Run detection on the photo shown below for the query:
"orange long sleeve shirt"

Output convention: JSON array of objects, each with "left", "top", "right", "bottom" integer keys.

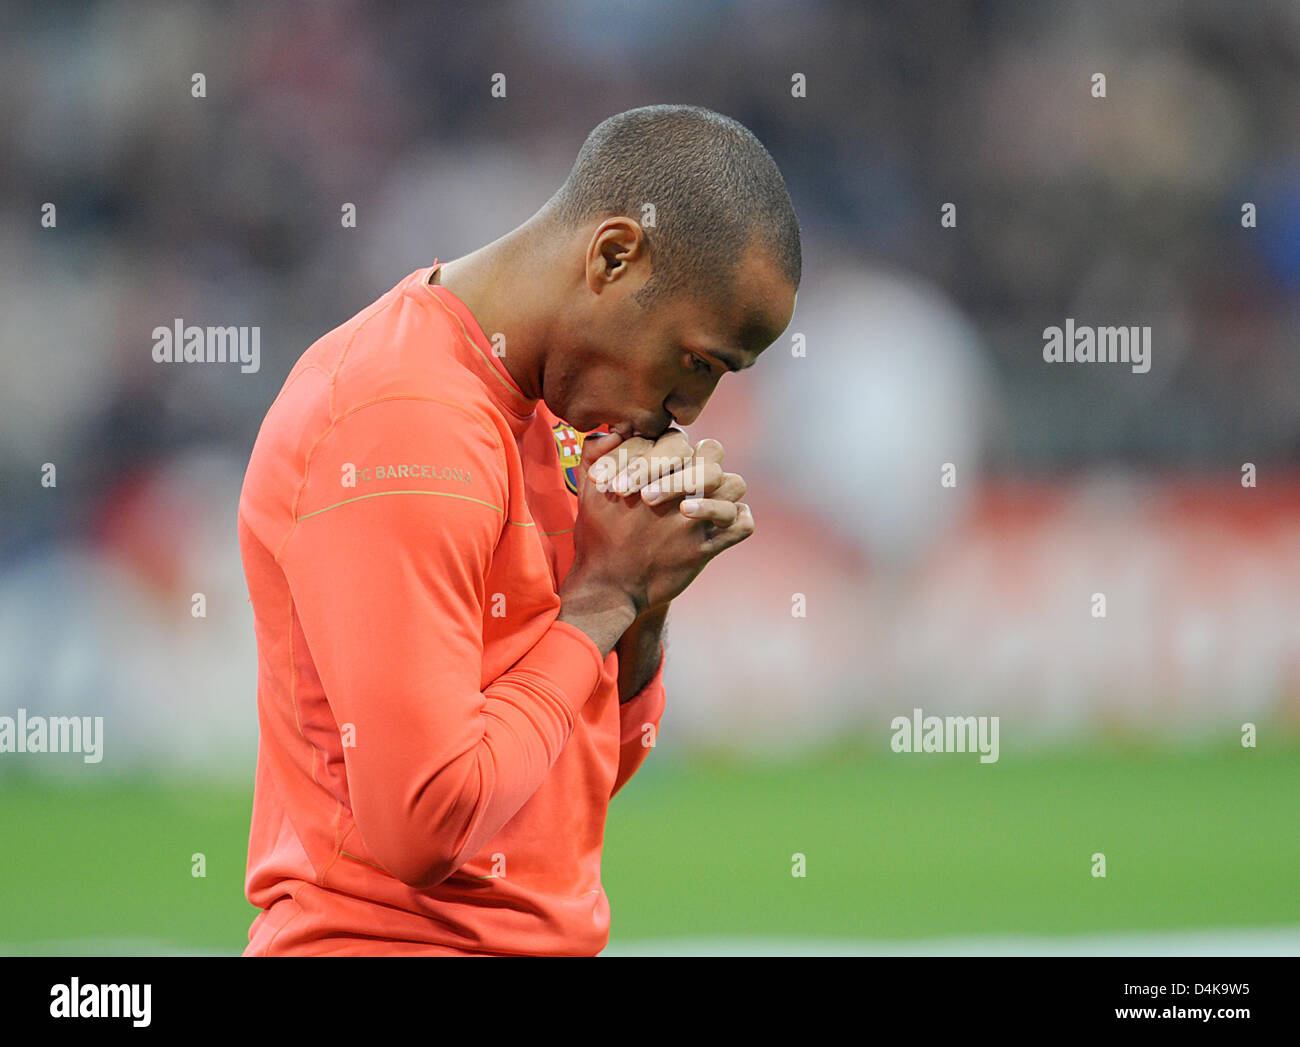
[{"left": 237, "top": 263, "right": 666, "bottom": 956}]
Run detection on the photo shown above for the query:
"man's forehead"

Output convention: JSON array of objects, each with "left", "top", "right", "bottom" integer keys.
[
  {"left": 680, "top": 276, "right": 793, "bottom": 363},
  {"left": 738, "top": 248, "right": 796, "bottom": 336},
  {"left": 740, "top": 306, "right": 785, "bottom": 351},
  {"left": 686, "top": 303, "right": 789, "bottom": 372},
  {"left": 734, "top": 280, "right": 796, "bottom": 353}
]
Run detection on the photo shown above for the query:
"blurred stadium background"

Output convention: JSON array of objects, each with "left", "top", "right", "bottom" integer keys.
[{"left": 1, "top": 0, "right": 1298, "bottom": 955}]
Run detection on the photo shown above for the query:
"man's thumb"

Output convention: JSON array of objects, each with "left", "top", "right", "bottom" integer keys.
[
  {"left": 575, "top": 430, "right": 623, "bottom": 495},
  {"left": 579, "top": 430, "right": 623, "bottom": 471}
]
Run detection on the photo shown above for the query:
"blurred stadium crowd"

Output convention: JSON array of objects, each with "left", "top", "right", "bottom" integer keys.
[{"left": 1, "top": 0, "right": 1298, "bottom": 774}]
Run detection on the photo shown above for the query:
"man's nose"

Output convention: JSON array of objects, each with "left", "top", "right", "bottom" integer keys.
[
  {"left": 666, "top": 393, "right": 707, "bottom": 429},
  {"left": 667, "top": 402, "right": 702, "bottom": 428}
]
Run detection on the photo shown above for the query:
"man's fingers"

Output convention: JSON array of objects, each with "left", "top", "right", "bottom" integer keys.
[
  {"left": 580, "top": 430, "right": 623, "bottom": 468},
  {"left": 640, "top": 461, "right": 727, "bottom": 504},
  {"left": 576, "top": 431, "right": 624, "bottom": 495},
  {"left": 692, "top": 438, "right": 725, "bottom": 468},
  {"left": 697, "top": 501, "right": 756, "bottom": 552},
  {"left": 679, "top": 497, "right": 740, "bottom": 529},
  {"left": 654, "top": 429, "right": 696, "bottom": 462},
  {"left": 706, "top": 471, "right": 746, "bottom": 504},
  {"left": 588, "top": 435, "right": 650, "bottom": 486},
  {"left": 634, "top": 437, "right": 725, "bottom": 497},
  {"left": 603, "top": 429, "right": 696, "bottom": 495}
]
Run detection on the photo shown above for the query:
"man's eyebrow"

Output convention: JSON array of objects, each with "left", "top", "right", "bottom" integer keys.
[{"left": 708, "top": 348, "right": 751, "bottom": 373}]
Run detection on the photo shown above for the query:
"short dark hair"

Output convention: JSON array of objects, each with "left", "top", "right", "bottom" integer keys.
[{"left": 548, "top": 105, "right": 801, "bottom": 304}]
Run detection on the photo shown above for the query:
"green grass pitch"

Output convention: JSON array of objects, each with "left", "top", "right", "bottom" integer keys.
[{"left": 1, "top": 741, "right": 1296, "bottom": 954}]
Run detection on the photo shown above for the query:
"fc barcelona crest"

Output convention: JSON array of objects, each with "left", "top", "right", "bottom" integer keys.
[{"left": 551, "top": 423, "right": 585, "bottom": 495}]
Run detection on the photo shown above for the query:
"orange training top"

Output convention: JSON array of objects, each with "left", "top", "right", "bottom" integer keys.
[{"left": 237, "top": 263, "right": 665, "bottom": 955}]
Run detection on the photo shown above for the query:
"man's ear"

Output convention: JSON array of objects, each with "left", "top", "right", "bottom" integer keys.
[{"left": 586, "top": 218, "right": 648, "bottom": 293}]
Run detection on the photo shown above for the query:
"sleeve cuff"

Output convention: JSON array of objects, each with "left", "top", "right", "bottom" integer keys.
[{"left": 531, "top": 619, "right": 608, "bottom": 718}]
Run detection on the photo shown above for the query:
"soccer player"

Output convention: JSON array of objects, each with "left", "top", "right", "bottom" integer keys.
[{"left": 237, "top": 105, "right": 801, "bottom": 955}]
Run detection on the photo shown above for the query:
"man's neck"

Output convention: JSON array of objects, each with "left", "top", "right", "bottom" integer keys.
[{"left": 434, "top": 225, "right": 559, "bottom": 402}]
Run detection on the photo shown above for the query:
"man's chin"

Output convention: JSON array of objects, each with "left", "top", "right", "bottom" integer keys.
[
  {"left": 570, "top": 411, "right": 632, "bottom": 438},
  {"left": 560, "top": 408, "right": 656, "bottom": 440}
]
